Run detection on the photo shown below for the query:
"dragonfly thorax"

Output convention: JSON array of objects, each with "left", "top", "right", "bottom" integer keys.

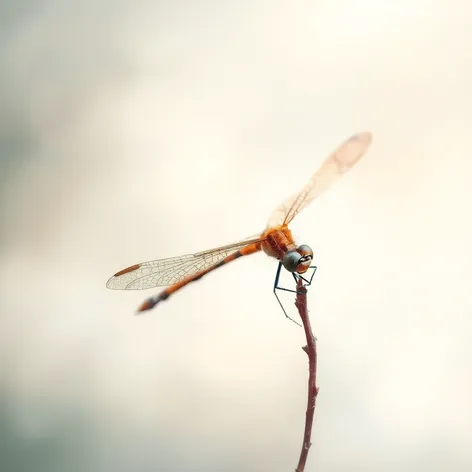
[{"left": 261, "top": 226, "right": 296, "bottom": 259}]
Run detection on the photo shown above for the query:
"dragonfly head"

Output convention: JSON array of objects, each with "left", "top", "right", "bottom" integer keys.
[{"left": 282, "top": 244, "right": 313, "bottom": 274}]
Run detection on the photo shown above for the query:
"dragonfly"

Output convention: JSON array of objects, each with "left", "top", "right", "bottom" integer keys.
[{"left": 107, "top": 132, "right": 372, "bottom": 318}]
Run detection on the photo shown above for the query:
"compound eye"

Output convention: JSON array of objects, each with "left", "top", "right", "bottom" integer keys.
[
  {"left": 297, "top": 244, "right": 313, "bottom": 258},
  {"left": 282, "top": 251, "right": 301, "bottom": 272}
]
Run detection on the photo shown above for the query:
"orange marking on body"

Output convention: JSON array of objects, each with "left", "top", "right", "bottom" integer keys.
[
  {"left": 143, "top": 242, "right": 262, "bottom": 308},
  {"left": 261, "top": 225, "right": 297, "bottom": 260},
  {"left": 137, "top": 299, "right": 154, "bottom": 312},
  {"left": 114, "top": 263, "right": 141, "bottom": 277}
]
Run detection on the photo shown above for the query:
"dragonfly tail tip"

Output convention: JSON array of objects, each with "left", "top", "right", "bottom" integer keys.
[{"left": 136, "top": 297, "right": 160, "bottom": 314}]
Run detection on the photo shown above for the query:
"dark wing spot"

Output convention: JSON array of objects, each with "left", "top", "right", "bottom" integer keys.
[{"left": 114, "top": 263, "right": 141, "bottom": 277}]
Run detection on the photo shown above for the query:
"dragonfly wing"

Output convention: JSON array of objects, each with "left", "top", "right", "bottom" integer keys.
[
  {"left": 106, "top": 237, "right": 262, "bottom": 290},
  {"left": 267, "top": 132, "right": 372, "bottom": 227}
]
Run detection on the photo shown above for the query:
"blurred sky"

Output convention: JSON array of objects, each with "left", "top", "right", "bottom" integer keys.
[{"left": 1, "top": 1, "right": 472, "bottom": 471}]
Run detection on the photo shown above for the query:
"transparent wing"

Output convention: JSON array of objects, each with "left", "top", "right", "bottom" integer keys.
[
  {"left": 267, "top": 132, "right": 372, "bottom": 228},
  {"left": 106, "top": 237, "right": 262, "bottom": 290}
]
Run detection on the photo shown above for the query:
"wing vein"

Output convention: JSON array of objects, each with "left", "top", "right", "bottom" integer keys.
[{"left": 106, "top": 237, "right": 262, "bottom": 290}]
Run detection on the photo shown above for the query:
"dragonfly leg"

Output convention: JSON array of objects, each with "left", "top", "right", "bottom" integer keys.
[
  {"left": 273, "top": 262, "right": 301, "bottom": 326},
  {"left": 273, "top": 264, "right": 318, "bottom": 325},
  {"left": 297, "top": 265, "right": 318, "bottom": 286}
]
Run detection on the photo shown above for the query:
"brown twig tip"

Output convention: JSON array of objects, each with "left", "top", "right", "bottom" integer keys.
[{"left": 294, "top": 276, "right": 319, "bottom": 472}]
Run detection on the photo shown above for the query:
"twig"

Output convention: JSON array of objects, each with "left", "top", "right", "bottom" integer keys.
[{"left": 294, "top": 277, "right": 319, "bottom": 472}]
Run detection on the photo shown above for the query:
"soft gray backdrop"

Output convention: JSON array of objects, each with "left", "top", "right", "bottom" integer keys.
[{"left": 1, "top": 1, "right": 471, "bottom": 471}]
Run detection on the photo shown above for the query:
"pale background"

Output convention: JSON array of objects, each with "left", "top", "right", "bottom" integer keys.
[{"left": 1, "top": 1, "right": 471, "bottom": 471}]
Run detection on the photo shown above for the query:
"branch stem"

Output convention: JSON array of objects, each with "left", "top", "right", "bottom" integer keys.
[{"left": 294, "top": 278, "right": 319, "bottom": 472}]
